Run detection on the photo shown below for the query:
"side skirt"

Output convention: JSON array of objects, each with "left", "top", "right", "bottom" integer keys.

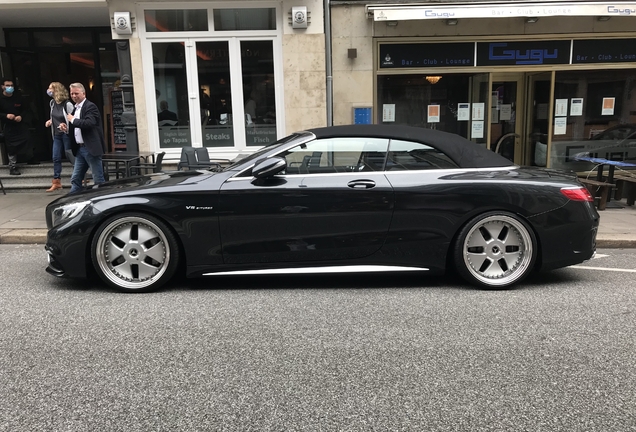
[{"left": 202, "top": 265, "right": 429, "bottom": 277}]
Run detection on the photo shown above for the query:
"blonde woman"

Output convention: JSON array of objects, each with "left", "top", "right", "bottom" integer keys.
[{"left": 44, "top": 82, "right": 74, "bottom": 192}]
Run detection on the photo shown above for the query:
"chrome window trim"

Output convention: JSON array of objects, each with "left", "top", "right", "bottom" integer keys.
[{"left": 225, "top": 165, "right": 519, "bottom": 181}]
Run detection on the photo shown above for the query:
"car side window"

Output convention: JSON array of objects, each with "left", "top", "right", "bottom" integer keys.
[
  {"left": 387, "top": 139, "right": 459, "bottom": 170},
  {"left": 281, "top": 137, "right": 389, "bottom": 174}
]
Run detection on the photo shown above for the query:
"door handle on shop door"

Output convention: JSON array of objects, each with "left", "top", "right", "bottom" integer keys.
[{"left": 347, "top": 180, "right": 376, "bottom": 189}]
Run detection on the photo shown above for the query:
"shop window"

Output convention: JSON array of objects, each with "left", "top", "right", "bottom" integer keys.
[
  {"left": 153, "top": 43, "right": 191, "bottom": 148},
  {"left": 241, "top": 40, "right": 277, "bottom": 147},
  {"left": 34, "top": 31, "right": 92, "bottom": 47},
  {"left": 196, "top": 41, "right": 234, "bottom": 148},
  {"left": 377, "top": 73, "right": 489, "bottom": 145},
  {"left": 145, "top": 10, "right": 208, "bottom": 32},
  {"left": 550, "top": 70, "right": 636, "bottom": 172},
  {"left": 213, "top": 9, "right": 276, "bottom": 31}
]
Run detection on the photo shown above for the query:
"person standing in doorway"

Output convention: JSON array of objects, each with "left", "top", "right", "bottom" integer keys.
[
  {"left": 0, "top": 78, "right": 30, "bottom": 175},
  {"left": 59, "top": 82, "right": 105, "bottom": 194},
  {"left": 44, "top": 82, "right": 74, "bottom": 191}
]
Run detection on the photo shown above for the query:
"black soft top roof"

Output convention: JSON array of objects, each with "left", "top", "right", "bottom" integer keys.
[{"left": 307, "top": 124, "right": 513, "bottom": 169}]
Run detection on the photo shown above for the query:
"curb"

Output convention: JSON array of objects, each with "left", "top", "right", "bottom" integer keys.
[
  {"left": 0, "top": 229, "right": 48, "bottom": 245},
  {"left": 1, "top": 229, "right": 635, "bottom": 249}
]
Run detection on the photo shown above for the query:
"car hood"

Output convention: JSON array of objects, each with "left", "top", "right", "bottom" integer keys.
[{"left": 47, "top": 170, "right": 219, "bottom": 208}]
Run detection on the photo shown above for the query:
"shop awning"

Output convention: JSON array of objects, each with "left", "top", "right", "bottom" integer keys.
[{"left": 367, "top": 2, "right": 636, "bottom": 21}]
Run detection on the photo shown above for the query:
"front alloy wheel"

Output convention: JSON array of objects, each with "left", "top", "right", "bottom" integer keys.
[
  {"left": 454, "top": 212, "right": 536, "bottom": 289},
  {"left": 91, "top": 214, "right": 179, "bottom": 292}
]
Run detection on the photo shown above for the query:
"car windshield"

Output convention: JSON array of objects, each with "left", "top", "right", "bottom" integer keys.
[{"left": 223, "top": 132, "right": 313, "bottom": 170}]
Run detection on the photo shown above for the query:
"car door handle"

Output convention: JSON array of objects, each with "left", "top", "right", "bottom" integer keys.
[{"left": 347, "top": 180, "right": 376, "bottom": 189}]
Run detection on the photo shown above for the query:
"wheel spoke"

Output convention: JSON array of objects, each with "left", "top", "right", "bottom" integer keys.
[
  {"left": 137, "top": 225, "right": 159, "bottom": 245},
  {"left": 138, "top": 261, "right": 160, "bottom": 279},
  {"left": 144, "top": 242, "right": 166, "bottom": 264},
  {"left": 112, "top": 261, "right": 135, "bottom": 280}
]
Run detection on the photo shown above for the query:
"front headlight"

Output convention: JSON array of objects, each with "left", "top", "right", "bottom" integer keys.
[{"left": 50, "top": 201, "right": 92, "bottom": 228}]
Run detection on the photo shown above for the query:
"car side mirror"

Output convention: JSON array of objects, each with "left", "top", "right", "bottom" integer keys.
[{"left": 252, "top": 157, "right": 286, "bottom": 179}]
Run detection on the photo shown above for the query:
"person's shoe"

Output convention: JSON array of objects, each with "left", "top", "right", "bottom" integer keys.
[
  {"left": 46, "top": 178, "right": 62, "bottom": 192},
  {"left": 9, "top": 166, "right": 21, "bottom": 175}
]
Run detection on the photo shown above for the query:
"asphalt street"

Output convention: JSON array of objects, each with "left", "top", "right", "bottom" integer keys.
[{"left": 1, "top": 245, "right": 635, "bottom": 431}]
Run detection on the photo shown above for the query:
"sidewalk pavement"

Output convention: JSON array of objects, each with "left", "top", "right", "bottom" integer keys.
[{"left": 1, "top": 190, "right": 635, "bottom": 247}]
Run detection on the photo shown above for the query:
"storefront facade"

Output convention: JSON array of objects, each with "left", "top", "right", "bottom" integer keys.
[
  {"left": 0, "top": 0, "right": 326, "bottom": 164},
  {"left": 109, "top": 0, "right": 326, "bottom": 161},
  {"left": 331, "top": 1, "right": 636, "bottom": 171}
]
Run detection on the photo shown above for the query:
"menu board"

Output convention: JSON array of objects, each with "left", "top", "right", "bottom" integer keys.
[{"left": 110, "top": 90, "right": 126, "bottom": 150}]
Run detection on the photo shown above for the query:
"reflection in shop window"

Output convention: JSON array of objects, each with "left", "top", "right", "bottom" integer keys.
[
  {"left": 196, "top": 41, "right": 234, "bottom": 148},
  {"left": 153, "top": 43, "right": 191, "bottom": 149},
  {"left": 145, "top": 10, "right": 208, "bottom": 32},
  {"left": 241, "top": 40, "right": 277, "bottom": 147},
  {"left": 550, "top": 70, "right": 636, "bottom": 172}
]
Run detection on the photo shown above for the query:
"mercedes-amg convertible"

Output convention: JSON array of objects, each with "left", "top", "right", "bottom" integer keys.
[{"left": 45, "top": 124, "right": 598, "bottom": 292}]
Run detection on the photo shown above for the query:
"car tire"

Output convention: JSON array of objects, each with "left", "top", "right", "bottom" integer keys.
[
  {"left": 91, "top": 213, "right": 180, "bottom": 293},
  {"left": 453, "top": 211, "right": 537, "bottom": 289}
]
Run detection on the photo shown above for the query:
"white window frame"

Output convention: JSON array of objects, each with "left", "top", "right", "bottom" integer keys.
[{"left": 138, "top": 2, "right": 285, "bottom": 159}]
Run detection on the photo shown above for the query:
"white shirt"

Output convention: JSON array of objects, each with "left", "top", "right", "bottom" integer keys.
[{"left": 72, "top": 100, "right": 85, "bottom": 144}]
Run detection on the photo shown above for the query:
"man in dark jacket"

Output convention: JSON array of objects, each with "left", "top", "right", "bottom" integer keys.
[
  {"left": 59, "top": 82, "right": 105, "bottom": 193},
  {"left": 0, "top": 78, "right": 30, "bottom": 175}
]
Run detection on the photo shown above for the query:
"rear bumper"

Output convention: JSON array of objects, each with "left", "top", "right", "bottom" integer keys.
[{"left": 534, "top": 203, "right": 598, "bottom": 271}]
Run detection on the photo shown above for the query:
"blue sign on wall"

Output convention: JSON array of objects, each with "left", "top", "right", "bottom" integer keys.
[{"left": 354, "top": 107, "right": 372, "bottom": 124}]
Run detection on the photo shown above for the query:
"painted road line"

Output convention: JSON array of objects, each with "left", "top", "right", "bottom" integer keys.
[{"left": 570, "top": 265, "right": 636, "bottom": 273}]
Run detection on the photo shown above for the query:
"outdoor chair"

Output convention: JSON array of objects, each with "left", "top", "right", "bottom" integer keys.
[
  {"left": 178, "top": 147, "right": 223, "bottom": 170},
  {"left": 130, "top": 152, "right": 166, "bottom": 175}
]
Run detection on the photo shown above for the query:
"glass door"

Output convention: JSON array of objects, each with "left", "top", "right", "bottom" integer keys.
[
  {"left": 526, "top": 72, "right": 553, "bottom": 167},
  {"left": 490, "top": 73, "right": 524, "bottom": 164}
]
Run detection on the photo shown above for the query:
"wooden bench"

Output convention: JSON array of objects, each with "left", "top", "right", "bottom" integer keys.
[
  {"left": 613, "top": 175, "right": 636, "bottom": 206},
  {"left": 578, "top": 178, "right": 615, "bottom": 210}
]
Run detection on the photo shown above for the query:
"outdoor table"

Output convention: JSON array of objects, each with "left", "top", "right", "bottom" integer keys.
[
  {"left": 102, "top": 151, "right": 156, "bottom": 180},
  {"left": 574, "top": 154, "right": 636, "bottom": 204}
]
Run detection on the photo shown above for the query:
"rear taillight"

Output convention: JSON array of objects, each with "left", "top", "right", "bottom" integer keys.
[{"left": 561, "top": 187, "right": 594, "bottom": 202}]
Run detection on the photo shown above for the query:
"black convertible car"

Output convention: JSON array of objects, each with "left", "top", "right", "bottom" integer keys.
[{"left": 45, "top": 124, "right": 598, "bottom": 292}]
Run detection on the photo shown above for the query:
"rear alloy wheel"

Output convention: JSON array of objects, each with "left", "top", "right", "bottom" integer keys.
[
  {"left": 91, "top": 214, "right": 179, "bottom": 292},
  {"left": 454, "top": 212, "right": 536, "bottom": 289}
]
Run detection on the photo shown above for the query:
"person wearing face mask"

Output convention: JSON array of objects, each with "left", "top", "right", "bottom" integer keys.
[
  {"left": 0, "top": 77, "right": 30, "bottom": 175},
  {"left": 44, "top": 82, "right": 74, "bottom": 192}
]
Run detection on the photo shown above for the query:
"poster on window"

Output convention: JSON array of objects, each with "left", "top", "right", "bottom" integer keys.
[
  {"left": 457, "top": 103, "right": 470, "bottom": 121},
  {"left": 500, "top": 104, "right": 512, "bottom": 121},
  {"left": 471, "top": 121, "right": 484, "bottom": 139},
  {"left": 554, "top": 117, "right": 567, "bottom": 135},
  {"left": 427, "top": 105, "right": 440, "bottom": 123},
  {"left": 555, "top": 99, "right": 568, "bottom": 117},
  {"left": 570, "top": 98, "right": 584, "bottom": 116},
  {"left": 602, "top": 97, "right": 615, "bottom": 116},
  {"left": 382, "top": 104, "right": 396, "bottom": 122},
  {"left": 472, "top": 103, "right": 485, "bottom": 121}
]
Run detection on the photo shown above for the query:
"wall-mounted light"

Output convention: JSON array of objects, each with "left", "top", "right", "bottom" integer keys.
[
  {"left": 597, "top": 16, "right": 611, "bottom": 21},
  {"left": 525, "top": 17, "right": 539, "bottom": 23},
  {"left": 446, "top": 19, "right": 458, "bottom": 26},
  {"left": 426, "top": 76, "right": 442, "bottom": 85},
  {"left": 348, "top": 48, "right": 357, "bottom": 59}
]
